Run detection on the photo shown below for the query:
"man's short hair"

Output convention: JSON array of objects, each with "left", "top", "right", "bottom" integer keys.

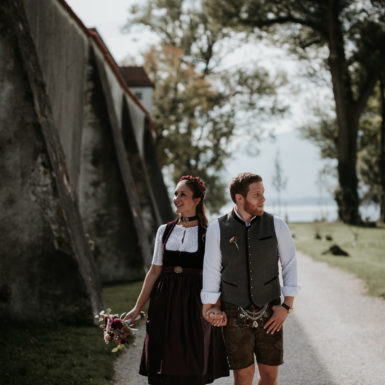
[{"left": 229, "top": 173, "right": 263, "bottom": 203}]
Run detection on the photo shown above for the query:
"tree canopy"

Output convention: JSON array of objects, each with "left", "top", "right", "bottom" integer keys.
[
  {"left": 124, "top": 0, "right": 287, "bottom": 213},
  {"left": 203, "top": 0, "right": 385, "bottom": 223}
]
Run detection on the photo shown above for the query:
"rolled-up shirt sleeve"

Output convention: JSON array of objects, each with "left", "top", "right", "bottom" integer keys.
[
  {"left": 274, "top": 217, "right": 300, "bottom": 297},
  {"left": 201, "top": 220, "right": 222, "bottom": 304}
]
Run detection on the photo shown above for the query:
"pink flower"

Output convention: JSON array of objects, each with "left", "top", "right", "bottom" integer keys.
[
  {"left": 106, "top": 317, "right": 112, "bottom": 333},
  {"left": 104, "top": 333, "right": 111, "bottom": 343}
]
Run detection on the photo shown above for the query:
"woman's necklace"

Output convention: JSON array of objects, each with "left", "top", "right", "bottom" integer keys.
[{"left": 179, "top": 215, "right": 198, "bottom": 222}]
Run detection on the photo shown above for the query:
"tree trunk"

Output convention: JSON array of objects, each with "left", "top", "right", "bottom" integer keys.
[
  {"left": 380, "top": 77, "right": 385, "bottom": 223},
  {"left": 327, "top": 0, "right": 361, "bottom": 224}
]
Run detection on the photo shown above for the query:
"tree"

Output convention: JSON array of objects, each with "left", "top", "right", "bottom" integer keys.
[
  {"left": 124, "top": 0, "right": 287, "bottom": 213},
  {"left": 203, "top": 0, "right": 385, "bottom": 224},
  {"left": 142, "top": 45, "right": 234, "bottom": 213},
  {"left": 358, "top": 76, "right": 385, "bottom": 222},
  {"left": 301, "top": 78, "right": 385, "bottom": 223},
  {"left": 271, "top": 148, "right": 287, "bottom": 218}
]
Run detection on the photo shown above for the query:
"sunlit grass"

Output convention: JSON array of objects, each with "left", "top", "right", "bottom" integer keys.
[
  {"left": 289, "top": 222, "right": 385, "bottom": 299},
  {"left": 0, "top": 281, "right": 144, "bottom": 385}
]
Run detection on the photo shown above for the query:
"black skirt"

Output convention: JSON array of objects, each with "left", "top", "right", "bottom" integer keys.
[{"left": 139, "top": 269, "right": 229, "bottom": 385}]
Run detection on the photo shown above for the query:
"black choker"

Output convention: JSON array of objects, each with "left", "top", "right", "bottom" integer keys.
[{"left": 180, "top": 215, "right": 198, "bottom": 222}]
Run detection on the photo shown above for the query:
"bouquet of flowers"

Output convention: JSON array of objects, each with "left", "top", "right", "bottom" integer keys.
[{"left": 96, "top": 308, "right": 143, "bottom": 352}]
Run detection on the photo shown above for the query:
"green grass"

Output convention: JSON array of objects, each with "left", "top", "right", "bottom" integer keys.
[
  {"left": 289, "top": 222, "right": 385, "bottom": 299},
  {"left": 0, "top": 281, "right": 144, "bottom": 385}
]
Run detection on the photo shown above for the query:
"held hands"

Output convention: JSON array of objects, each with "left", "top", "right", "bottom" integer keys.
[
  {"left": 203, "top": 305, "right": 227, "bottom": 327},
  {"left": 264, "top": 305, "right": 288, "bottom": 334}
]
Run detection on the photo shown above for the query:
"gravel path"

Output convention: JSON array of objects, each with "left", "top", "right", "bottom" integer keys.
[{"left": 113, "top": 252, "right": 385, "bottom": 385}]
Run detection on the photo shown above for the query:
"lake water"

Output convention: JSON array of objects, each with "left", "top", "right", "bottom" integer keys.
[
  {"left": 218, "top": 202, "right": 381, "bottom": 223},
  {"left": 266, "top": 203, "right": 380, "bottom": 223}
]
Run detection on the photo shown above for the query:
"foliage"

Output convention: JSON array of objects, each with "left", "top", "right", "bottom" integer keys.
[
  {"left": 202, "top": 0, "right": 385, "bottom": 223},
  {"left": 271, "top": 148, "right": 287, "bottom": 217},
  {"left": 300, "top": 78, "right": 385, "bottom": 222},
  {"left": 124, "top": 0, "right": 287, "bottom": 213},
  {"left": 0, "top": 281, "right": 144, "bottom": 385},
  {"left": 299, "top": 106, "right": 338, "bottom": 160},
  {"left": 141, "top": 45, "right": 233, "bottom": 212},
  {"left": 290, "top": 221, "right": 385, "bottom": 299},
  {"left": 357, "top": 79, "right": 385, "bottom": 219}
]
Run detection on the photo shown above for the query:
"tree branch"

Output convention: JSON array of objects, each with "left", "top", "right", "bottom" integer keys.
[{"left": 238, "top": 15, "right": 322, "bottom": 32}]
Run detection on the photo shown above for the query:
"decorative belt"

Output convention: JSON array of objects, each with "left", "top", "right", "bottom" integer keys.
[
  {"left": 238, "top": 303, "right": 269, "bottom": 328},
  {"left": 162, "top": 266, "right": 202, "bottom": 275}
]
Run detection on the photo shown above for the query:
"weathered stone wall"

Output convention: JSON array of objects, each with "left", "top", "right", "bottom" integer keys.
[
  {"left": 21, "top": 0, "right": 173, "bottom": 277},
  {"left": 78, "top": 52, "right": 144, "bottom": 280},
  {"left": 0, "top": 0, "right": 173, "bottom": 322},
  {"left": 23, "top": 0, "right": 89, "bottom": 192},
  {"left": 143, "top": 119, "right": 175, "bottom": 223},
  {"left": 0, "top": 0, "right": 103, "bottom": 323}
]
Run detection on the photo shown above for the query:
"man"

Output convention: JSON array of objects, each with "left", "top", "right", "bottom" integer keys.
[{"left": 201, "top": 172, "right": 300, "bottom": 385}]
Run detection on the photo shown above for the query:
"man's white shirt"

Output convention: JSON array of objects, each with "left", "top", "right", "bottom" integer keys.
[{"left": 200, "top": 208, "right": 300, "bottom": 305}]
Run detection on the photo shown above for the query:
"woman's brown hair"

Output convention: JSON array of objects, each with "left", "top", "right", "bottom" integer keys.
[{"left": 179, "top": 175, "right": 208, "bottom": 229}]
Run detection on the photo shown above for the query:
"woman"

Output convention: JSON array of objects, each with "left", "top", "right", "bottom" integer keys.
[{"left": 124, "top": 175, "right": 229, "bottom": 385}]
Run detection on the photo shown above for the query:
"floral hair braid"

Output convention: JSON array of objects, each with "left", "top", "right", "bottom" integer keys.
[{"left": 179, "top": 175, "right": 206, "bottom": 195}]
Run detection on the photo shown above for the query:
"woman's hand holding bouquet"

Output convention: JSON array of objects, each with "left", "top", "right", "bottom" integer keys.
[{"left": 96, "top": 308, "right": 144, "bottom": 352}]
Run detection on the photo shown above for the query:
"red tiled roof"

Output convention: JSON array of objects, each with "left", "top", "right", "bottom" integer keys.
[{"left": 120, "top": 66, "right": 154, "bottom": 88}]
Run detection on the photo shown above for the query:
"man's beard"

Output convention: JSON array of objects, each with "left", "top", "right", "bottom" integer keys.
[{"left": 244, "top": 199, "right": 263, "bottom": 217}]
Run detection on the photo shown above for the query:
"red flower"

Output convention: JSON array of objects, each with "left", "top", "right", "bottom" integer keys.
[{"left": 112, "top": 318, "right": 123, "bottom": 329}]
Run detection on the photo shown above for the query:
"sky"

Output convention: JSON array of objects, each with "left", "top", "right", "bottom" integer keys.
[{"left": 65, "top": 0, "right": 337, "bottom": 217}]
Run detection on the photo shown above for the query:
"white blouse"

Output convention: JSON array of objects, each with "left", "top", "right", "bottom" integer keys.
[{"left": 151, "top": 224, "right": 199, "bottom": 265}]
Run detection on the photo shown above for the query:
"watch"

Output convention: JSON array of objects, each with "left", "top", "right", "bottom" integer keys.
[{"left": 281, "top": 303, "right": 293, "bottom": 313}]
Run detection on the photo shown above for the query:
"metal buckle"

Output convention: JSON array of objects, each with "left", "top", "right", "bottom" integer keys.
[{"left": 174, "top": 266, "right": 183, "bottom": 274}]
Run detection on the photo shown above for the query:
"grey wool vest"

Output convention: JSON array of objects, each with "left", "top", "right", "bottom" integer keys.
[{"left": 219, "top": 211, "right": 281, "bottom": 308}]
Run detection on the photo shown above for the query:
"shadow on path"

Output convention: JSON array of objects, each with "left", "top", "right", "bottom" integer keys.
[
  {"left": 114, "top": 315, "right": 338, "bottom": 385},
  {"left": 280, "top": 315, "right": 338, "bottom": 385}
]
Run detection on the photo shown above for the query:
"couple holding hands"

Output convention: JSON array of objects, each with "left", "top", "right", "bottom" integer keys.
[{"left": 125, "top": 173, "right": 299, "bottom": 385}]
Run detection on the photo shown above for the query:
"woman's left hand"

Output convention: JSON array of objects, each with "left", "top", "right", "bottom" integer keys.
[{"left": 206, "top": 307, "right": 227, "bottom": 327}]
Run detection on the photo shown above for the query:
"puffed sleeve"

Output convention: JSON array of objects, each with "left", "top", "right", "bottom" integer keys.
[{"left": 151, "top": 224, "right": 167, "bottom": 265}]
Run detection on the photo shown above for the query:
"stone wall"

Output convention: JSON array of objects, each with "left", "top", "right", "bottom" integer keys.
[
  {"left": 0, "top": 0, "right": 172, "bottom": 323},
  {"left": 0, "top": 0, "right": 103, "bottom": 323},
  {"left": 22, "top": 0, "right": 174, "bottom": 277}
]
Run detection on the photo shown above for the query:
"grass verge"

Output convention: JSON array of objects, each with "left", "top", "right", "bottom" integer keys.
[
  {"left": 0, "top": 281, "right": 143, "bottom": 385},
  {"left": 289, "top": 222, "right": 385, "bottom": 299}
]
